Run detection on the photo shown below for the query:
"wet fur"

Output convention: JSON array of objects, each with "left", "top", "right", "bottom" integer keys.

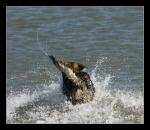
[{"left": 49, "top": 55, "right": 95, "bottom": 105}]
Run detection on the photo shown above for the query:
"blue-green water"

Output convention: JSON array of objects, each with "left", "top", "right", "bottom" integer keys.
[{"left": 6, "top": 6, "right": 144, "bottom": 124}]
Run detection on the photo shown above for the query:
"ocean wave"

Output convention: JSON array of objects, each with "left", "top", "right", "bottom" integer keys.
[{"left": 6, "top": 58, "right": 144, "bottom": 124}]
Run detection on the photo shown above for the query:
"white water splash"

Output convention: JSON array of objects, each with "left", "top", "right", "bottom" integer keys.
[{"left": 6, "top": 58, "right": 144, "bottom": 124}]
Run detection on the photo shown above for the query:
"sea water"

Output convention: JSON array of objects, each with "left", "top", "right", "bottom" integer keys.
[{"left": 6, "top": 6, "right": 144, "bottom": 124}]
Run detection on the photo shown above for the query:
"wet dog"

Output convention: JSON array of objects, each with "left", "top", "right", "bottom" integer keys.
[{"left": 49, "top": 55, "right": 95, "bottom": 105}]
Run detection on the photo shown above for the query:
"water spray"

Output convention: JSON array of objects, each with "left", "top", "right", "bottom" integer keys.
[{"left": 36, "top": 31, "right": 49, "bottom": 57}]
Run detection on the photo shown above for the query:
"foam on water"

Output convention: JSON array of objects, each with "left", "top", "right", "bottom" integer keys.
[{"left": 6, "top": 58, "right": 144, "bottom": 124}]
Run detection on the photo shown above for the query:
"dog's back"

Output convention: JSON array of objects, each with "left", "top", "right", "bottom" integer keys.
[{"left": 62, "top": 71, "right": 95, "bottom": 105}]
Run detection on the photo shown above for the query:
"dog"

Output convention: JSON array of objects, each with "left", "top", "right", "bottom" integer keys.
[{"left": 49, "top": 55, "right": 95, "bottom": 105}]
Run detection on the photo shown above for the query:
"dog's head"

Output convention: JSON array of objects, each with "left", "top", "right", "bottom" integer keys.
[{"left": 49, "top": 55, "right": 86, "bottom": 74}]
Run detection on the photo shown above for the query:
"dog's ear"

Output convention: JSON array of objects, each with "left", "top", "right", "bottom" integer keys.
[{"left": 72, "top": 62, "right": 86, "bottom": 72}]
